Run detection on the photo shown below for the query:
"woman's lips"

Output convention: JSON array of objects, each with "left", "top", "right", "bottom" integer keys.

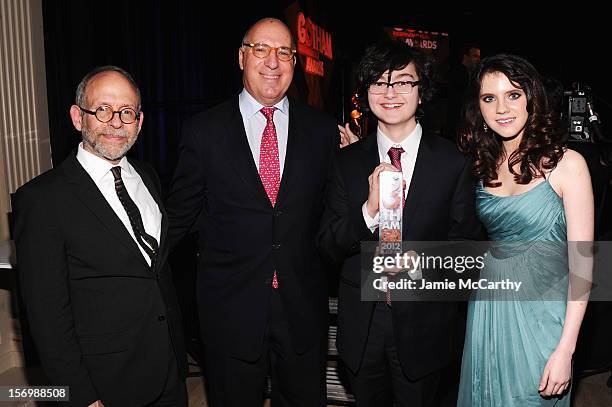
[{"left": 496, "top": 117, "right": 515, "bottom": 126}]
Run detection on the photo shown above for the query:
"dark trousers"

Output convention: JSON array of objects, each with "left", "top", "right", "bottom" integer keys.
[
  {"left": 147, "top": 341, "right": 187, "bottom": 407},
  {"left": 346, "top": 302, "right": 442, "bottom": 407},
  {"left": 204, "top": 289, "right": 327, "bottom": 407}
]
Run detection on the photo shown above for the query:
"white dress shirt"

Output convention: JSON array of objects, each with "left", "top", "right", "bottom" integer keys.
[
  {"left": 77, "top": 143, "right": 161, "bottom": 265},
  {"left": 239, "top": 88, "right": 290, "bottom": 177},
  {"left": 362, "top": 123, "right": 423, "bottom": 232}
]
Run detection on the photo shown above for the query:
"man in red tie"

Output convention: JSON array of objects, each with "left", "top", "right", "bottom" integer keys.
[
  {"left": 318, "top": 40, "right": 482, "bottom": 406},
  {"left": 165, "top": 18, "right": 337, "bottom": 406}
]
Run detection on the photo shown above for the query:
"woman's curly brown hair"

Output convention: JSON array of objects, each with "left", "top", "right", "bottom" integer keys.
[{"left": 457, "top": 54, "right": 567, "bottom": 186}]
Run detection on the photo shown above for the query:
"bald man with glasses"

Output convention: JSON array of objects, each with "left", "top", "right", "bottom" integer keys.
[{"left": 166, "top": 18, "right": 338, "bottom": 407}]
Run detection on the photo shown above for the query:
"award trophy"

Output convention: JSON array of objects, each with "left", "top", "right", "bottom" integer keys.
[{"left": 379, "top": 170, "right": 403, "bottom": 248}]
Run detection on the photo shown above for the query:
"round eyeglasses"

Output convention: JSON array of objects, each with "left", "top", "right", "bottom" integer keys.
[
  {"left": 79, "top": 105, "right": 140, "bottom": 124},
  {"left": 368, "top": 80, "right": 420, "bottom": 95},
  {"left": 242, "top": 42, "right": 296, "bottom": 61}
]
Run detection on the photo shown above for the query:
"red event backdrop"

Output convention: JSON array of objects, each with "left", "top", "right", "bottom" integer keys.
[
  {"left": 284, "top": 2, "right": 335, "bottom": 111},
  {"left": 385, "top": 27, "right": 450, "bottom": 85}
]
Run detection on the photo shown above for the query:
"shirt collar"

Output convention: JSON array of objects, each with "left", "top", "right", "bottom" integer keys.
[
  {"left": 376, "top": 123, "right": 423, "bottom": 160},
  {"left": 239, "top": 88, "right": 289, "bottom": 119},
  {"left": 77, "top": 142, "right": 132, "bottom": 183}
]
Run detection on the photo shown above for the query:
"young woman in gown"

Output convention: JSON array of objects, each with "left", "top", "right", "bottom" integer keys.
[{"left": 457, "top": 54, "right": 593, "bottom": 406}]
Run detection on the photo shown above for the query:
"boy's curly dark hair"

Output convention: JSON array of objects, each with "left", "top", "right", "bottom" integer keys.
[{"left": 356, "top": 39, "right": 434, "bottom": 119}]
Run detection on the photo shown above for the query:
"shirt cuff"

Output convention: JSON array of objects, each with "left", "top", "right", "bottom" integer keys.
[{"left": 362, "top": 201, "right": 379, "bottom": 233}]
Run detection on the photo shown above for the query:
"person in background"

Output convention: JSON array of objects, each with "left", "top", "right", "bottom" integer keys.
[{"left": 446, "top": 43, "right": 482, "bottom": 140}]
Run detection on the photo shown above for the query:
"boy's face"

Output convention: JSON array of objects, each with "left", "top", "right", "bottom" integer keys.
[{"left": 367, "top": 62, "right": 421, "bottom": 136}]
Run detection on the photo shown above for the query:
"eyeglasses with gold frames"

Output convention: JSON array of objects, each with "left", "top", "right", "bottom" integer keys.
[{"left": 242, "top": 42, "right": 296, "bottom": 61}]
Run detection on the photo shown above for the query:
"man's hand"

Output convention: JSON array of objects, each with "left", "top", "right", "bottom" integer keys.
[{"left": 366, "top": 164, "right": 400, "bottom": 218}]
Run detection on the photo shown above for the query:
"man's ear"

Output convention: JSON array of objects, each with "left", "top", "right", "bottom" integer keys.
[
  {"left": 137, "top": 111, "right": 144, "bottom": 134},
  {"left": 69, "top": 105, "right": 83, "bottom": 131},
  {"left": 238, "top": 48, "right": 245, "bottom": 71}
]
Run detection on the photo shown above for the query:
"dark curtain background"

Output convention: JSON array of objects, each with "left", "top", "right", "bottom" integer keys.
[
  {"left": 42, "top": 0, "right": 367, "bottom": 188},
  {"left": 42, "top": 1, "right": 293, "bottom": 187}
]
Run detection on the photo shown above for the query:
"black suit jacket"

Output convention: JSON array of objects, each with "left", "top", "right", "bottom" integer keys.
[
  {"left": 318, "top": 130, "right": 482, "bottom": 380},
  {"left": 166, "top": 95, "right": 337, "bottom": 360},
  {"left": 12, "top": 152, "right": 187, "bottom": 406}
]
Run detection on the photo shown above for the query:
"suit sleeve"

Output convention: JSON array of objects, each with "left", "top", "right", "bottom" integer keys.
[
  {"left": 13, "top": 187, "right": 98, "bottom": 406},
  {"left": 448, "top": 156, "right": 483, "bottom": 241},
  {"left": 165, "top": 118, "right": 206, "bottom": 249},
  {"left": 317, "top": 155, "right": 376, "bottom": 264}
]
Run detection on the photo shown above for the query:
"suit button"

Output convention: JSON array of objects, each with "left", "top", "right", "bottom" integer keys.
[
  {"left": 274, "top": 210, "right": 283, "bottom": 217},
  {"left": 272, "top": 243, "right": 281, "bottom": 249},
  {"left": 158, "top": 315, "right": 166, "bottom": 322}
]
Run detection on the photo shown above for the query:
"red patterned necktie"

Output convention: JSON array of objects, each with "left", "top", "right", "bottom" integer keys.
[
  {"left": 259, "top": 107, "right": 280, "bottom": 289},
  {"left": 386, "top": 146, "right": 405, "bottom": 304},
  {"left": 259, "top": 107, "right": 280, "bottom": 205}
]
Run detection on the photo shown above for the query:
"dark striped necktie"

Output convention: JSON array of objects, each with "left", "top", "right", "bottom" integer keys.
[{"left": 110, "top": 166, "right": 158, "bottom": 267}]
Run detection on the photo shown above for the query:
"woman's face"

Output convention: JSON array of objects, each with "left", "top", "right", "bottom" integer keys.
[{"left": 479, "top": 71, "right": 528, "bottom": 141}]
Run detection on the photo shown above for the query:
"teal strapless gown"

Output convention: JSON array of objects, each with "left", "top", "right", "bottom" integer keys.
[{"left": 458, "top": 180, "right": 571, "bottom": 406}]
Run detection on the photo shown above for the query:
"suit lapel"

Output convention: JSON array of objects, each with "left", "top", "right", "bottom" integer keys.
[
  {"left": 222, "top": 97, "right": 272, "bottom": 207},
  {"left": 62, "top": 153, "right": 150, "bottom": 268},
  {"left": 275, "top": 101, "right": 301, "bottom": 207},
  {"left": 403, "top": 133, "right": 435, "bottom": 231},
  {"left": 362, "top": 132, "right": 381, "bottom": 181}
]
